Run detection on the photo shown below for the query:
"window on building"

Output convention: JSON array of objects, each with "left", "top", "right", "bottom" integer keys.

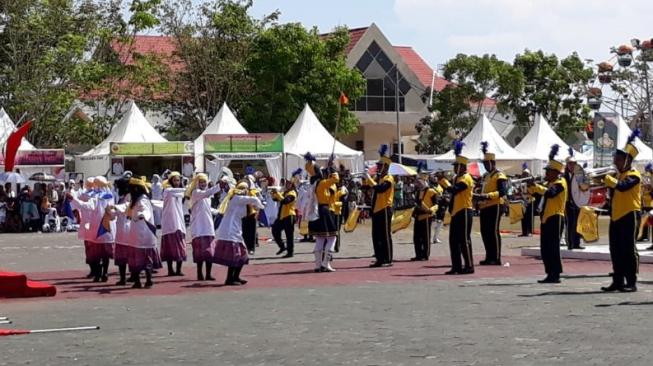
[
  {"left": 352, "top": 42, "right": 409, "bottom": 112},
  {"left": 392, "top": 143, "right": 404, "bottom": 155},
  {"left": 355, "top": 140, "right": 364, "bottom": 151}
]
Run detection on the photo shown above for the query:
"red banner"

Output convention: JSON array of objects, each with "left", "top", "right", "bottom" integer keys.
[{"left": 0, "top": 149, "right": 65, "bottom": 167}]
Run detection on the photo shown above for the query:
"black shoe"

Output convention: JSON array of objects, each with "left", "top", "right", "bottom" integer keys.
[
  {"left": 276, "top": 248, "right": 286, "bottom": 255},
  {"left": 460, "top": 267, "right": 475, "bottom": 274},
  {"left": 175, "top": 272, "right": 185, "bottom": 276},
  {"left": 517, "top": 234, "right": 529, "bottom": 237},
  {"left": 538, "top": 276, "right": 560, "bottom": 284},
  {"left": 86, "top": 272, "right": 94, "bottom": 279},
  {"left": 167, "top": 271, "right": 175, "bottom": 277},
  {"left": 237, "top": 278, "right": 248, "bottom": 285},
  {"left": 282, "top": 253, "right": 294, "bottom": 258},
  {"left": 205, "top": 276, "right": 216, "bottom": 281},
  {"left": 410, "top": 257, "right": 420, "bottom": 261},
  {"left": 115, "top": 280, "right": 126, "bottom": 286},
  {"left": 101, "top": 275, "right": 108, "bottom": 282},
  {"left": 619, "top": 285, "right": 637, "bottom": 292},
  {"left": 646, "top": 245, "right": 653, "bottom": 251},
  {"left": 92, "top": 276, "right": 101, "bottom": 283},
  {"left": 314, "top": 268, "right": 322, "bottom": 273},
  {"left": 369, "top": 262, "right": 383, "bottom": 268},
  {"left": 144, "top": 280, "right": 153, "bottom": 288},
  {"left": 445, "top": 269, "right": 460, "bottom": 275},
  {"left": 132, "top": 282, "right": 142, "bottom": 289},
  {"left": 574, "top": 246, "right": 585, "bottom": 250},
  {"left": 420, "top": 257, "right": 429, "bottom": 261},
  {"left": 479, "top": 260, "right": 491, "bottom": 265},
  {"left": 601, "top": 283, "right": 623, "bottom": 292}
]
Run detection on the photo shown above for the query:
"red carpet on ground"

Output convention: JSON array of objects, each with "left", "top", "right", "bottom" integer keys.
[
  {"left": 0, "top": 270, "right": 57, "bottom": 298},
  {"left": 1, "top": 255, "right": 634, "bottom": 302}
]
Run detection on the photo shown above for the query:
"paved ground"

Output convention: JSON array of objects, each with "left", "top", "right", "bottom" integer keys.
[{"left": 1, "top": 219, "right": 652, "bottom": 366}]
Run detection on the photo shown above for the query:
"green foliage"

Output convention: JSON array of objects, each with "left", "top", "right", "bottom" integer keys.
[
  {"left": 241, "top": 24, "right": 365, "bottom": 134},
  {"left": 507, "top": 50, "right": 593, "bottom": 139},
  {"left": 416, "top": 54, "right": 523, "bottom": 154}
]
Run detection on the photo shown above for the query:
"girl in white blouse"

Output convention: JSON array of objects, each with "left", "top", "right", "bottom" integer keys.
[
  {"left": 213, "top": 182, "right": 264, "bottom": 285},
  {"left": 160, "top": 172, "right": 188, "bottom": 276},
  {"left": 187, "top": 173, "right": 221, "bottom": 281}
]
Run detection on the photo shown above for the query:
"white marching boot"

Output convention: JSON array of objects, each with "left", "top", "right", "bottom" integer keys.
[{"left": 433, "top": 220, "right": 443, "bottom": 244}]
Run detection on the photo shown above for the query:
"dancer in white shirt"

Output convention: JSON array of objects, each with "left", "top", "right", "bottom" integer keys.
[
  {"left": 213, "top": 181, "right": 264, "bottom": 285},
  {"left": 187, "top": 173, "right": 221, "bottom": 281},
  {"left": 160, "top": 172, "right": 188, "bottom": 276}
]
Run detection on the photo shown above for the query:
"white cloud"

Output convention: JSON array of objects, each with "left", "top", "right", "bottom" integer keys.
[{"left": 393, "top": 0, "right": 653, "bottom": 64}]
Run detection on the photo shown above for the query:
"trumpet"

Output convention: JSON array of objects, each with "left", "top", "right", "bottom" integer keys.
[{"left": 583, "top": 166, "right": 617, "bottom": 179}]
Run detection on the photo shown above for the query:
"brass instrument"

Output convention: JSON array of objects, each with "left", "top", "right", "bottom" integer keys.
[{"left": 583, "top": 166, "right": 617, "bottom": 179}]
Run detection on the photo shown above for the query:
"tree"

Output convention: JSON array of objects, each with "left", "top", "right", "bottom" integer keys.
[
  {"left": 241, "top": 24, "right": 365, "bottom": 134},
  {"left": 416, "top": 54, "right": 523, "bottom": 154},
  {"left": 507, "top": 50, "right": 594, "bottom": 140}
]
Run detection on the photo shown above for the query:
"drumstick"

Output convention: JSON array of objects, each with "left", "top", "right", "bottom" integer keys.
[{"left": 0, "top": 326, "right": 99, "bottom": 337}]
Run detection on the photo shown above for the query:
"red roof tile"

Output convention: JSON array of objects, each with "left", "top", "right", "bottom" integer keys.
[
  {"left": 344, "top": 27, "right": 368, "bottom": 54},
  {"left": 111, "top": 35, "right": 183, "bottom": 72},
  {"left": 393, "top": 46, "right": 449, "bottom": 91}
]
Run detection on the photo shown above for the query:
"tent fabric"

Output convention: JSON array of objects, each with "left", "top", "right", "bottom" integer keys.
[
  {"left": 0, "top": 107, "right": 37, "bottom": 151},
  {"left": 615, "top": 115, "right": 653, "bottom": 162},
  {"left": 284, "top": 104, "right": 364, "bottom": 177},
  {"left": 194, "top": 103, "right": 248, "bottom": 171},
  {"left": 81, "top": 101, "right": 166, "bottom": 156},
  {"left": 515, "top": 115, "right": 587, "bottom": 161},
  {"left": 434, "top": 114, "right": 532, "bottom": 162}
]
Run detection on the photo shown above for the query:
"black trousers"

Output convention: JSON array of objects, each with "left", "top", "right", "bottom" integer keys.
[
  {"left": 449, "top": 209, "right": 474, "bottom": 271},
  {"left": 638, "top": 208, "right": 651, "bottom": 241},
  {"left": 371, "top": 207, "right": 393, "bottom": 264},
  {"left": 609, "top": 211, "right": 640, "bottom": 285},
  {"left": 540, "top": 215, "right": 563, "bottom": 277},
  {"left": 242, "top": 215, "right": 257, "bottom": 253},
  {"left": 272, "top": 216, "right": 295, "bottom": 254},
  {"left": 521, "top": 202, "right": 533, "bottom": 236},
  {"left": 335, "top": 215, "right": 342, "bottom": 253},
  {"left": 565, "top": 203, "right": 581, "bottom": 249},
  {"left": 480, "top": 205, "right": 502, "bottom": 262},
  {"left": 413, "top": 217, "right": 432, "bottom": 260}
]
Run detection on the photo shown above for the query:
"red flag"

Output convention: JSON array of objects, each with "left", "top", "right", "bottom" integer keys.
[
  {"left": 4, "top": 120, "right": 32, "bottom": 172},
  {"left": 339, "top": 91, "right": 349, "bottom": 106}
]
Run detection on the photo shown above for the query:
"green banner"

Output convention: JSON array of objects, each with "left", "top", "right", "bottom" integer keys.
[
  {"left": 110, "top": 142, "right": 194, "bottom": 156},
  {"left": 204, "top": 134, "right": 283, "bottom": 153}
]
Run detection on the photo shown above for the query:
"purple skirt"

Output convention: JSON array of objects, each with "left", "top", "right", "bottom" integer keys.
[
  {"left": 128, "top": 247, "right": 162, "bottom": 273},
  {"left": 114, "top": 243, "right": 131, "bottom": 266},
  {"left": 160, "top": 231, "right": 187, "bottom": 262},
  {"left": 85, "top": 241, "right": 113, "bottom": 264},
  {"left": 191, "top": 236, "right": 215, "bottom": 263},
  {"left": 212, "top": 240, "right": 249, "bottom": 267}
]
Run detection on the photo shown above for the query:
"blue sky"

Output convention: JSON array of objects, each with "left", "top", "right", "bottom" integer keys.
[{"left": 250, "top": 0, "right": 653, "bottom": 71}]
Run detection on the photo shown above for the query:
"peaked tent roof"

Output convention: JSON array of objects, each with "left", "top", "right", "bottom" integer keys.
[
  {"left": 194, "top": 102, "right": 248, "bottom": 154},
  {"left": 515, "top": 115, "right": 587, "bottom": 161},
  {"left": 81, "top": 102, "right": 166, "bottom": 156},
  {"left": 284, "top": 104, "right": 362, "bottom": 158},
  {"left": 615, "top": 115, "right": 653, "bottom": 161},
  {"left": 0, "top": 107, "right": 37, "bottom": 151},
  {"left": 434, "top": 114, "right": 532, "bottom": 161}
]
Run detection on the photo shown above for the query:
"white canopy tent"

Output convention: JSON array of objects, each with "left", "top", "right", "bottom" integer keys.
[
  {"left": 198, "top": 103, "right": 283, "bottom": 182},
  {"left": 284, "top": 104, "right": 364, "bottom": 177},
  {"left": 515, "top": 115, "right": 590, "bottom": 174},
  {"left": 431, "top": 114, "right": 532, "bottom": 174},
  {"left": 195, "top": 102, "right": 248, "bottom": 172},
  {"left": 0, "top": 107, "right": 37, "bottom": 151},
  {"left": 75, "top": 102, "right": 167, "bottom": 177}
]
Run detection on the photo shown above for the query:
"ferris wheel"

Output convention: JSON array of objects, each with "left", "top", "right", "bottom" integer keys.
[{"left": 586, "top": 38, "right": 653, "bottom": 139}]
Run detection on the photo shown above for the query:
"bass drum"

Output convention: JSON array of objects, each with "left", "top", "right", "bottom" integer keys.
[{"left": 588, "top": 187, "right": 608, "bottom": 208}]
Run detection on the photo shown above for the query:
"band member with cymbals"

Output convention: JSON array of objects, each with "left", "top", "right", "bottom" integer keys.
[
  {"left": 518, "top": 163, "right": 536, "bottom": 237},
  {"left": 272, "top": 169, "right": 300, "bottom": 258},
  {"left": 477, "top": 141, "right": 508, "bottom": 265},
  {"left": 446, "top": 140, "right": 474, "bottom": 275},
  {"left": 365, "top": 144, "right": 395, "bottom": 268},
  {"left": 431, "top": 171, "right": 450, "bottom": 244},
  {"left": 529, "top": 144, "right": 567, "bottom": 284},
  {"left": 601, "top": 129, "right": 642, "bottom": 292},
  {"left": 563, "top": 148, "right": 587, "bottom": 250},
  {"left": 412, "top": 166, "right": 438, "bottom": 261}
]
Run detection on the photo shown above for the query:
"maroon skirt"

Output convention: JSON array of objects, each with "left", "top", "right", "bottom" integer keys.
[
  {"left": 160, "top": 231, "right": 187, "bottom": 262},
  {"left": 128, "top": 247, "right": 162, "bottom": 273},
  {"left": 114, "top": 243, "right": 131, "bottom": 266},
  {"left": 212, "top": 240, "right": 249, "bottom": 267},
  {"left": 191, "top": 236, "right": 215, "bottom": 263},
  {"left": 85, "top": 241, "right": 113, "bottom": 264}
]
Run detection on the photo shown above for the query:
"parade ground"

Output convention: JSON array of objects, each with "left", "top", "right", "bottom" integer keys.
[{"left": 1, "top": 221, "right": 652, "bottom": 366}]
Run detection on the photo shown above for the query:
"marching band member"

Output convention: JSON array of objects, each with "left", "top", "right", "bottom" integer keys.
[
  {"left": 529, "top": 145, "right": 567, "bottom": 284},
  {"left": 519, "top": 163, "right": 535, "bottom": 237},
  {"left": 601, "top": 130, "right": 642, "bottom": 292},
  {"left": 412, "top": 169, "right": 438, "bottom": 261},
  {"left": 305, "top": 153, "right": 339, "bottom": 272},
  {"left": 446, "top": 140, "right": 474, "bottom": 275},
  {"left": 563, "top": 148, "right": 587, "bottom": 250},
  {"left": 332, "top": 173, "right": 348, "bottom": 253},
  {"left": 431, "top": 170, "right": 450, "bottom": 244},
  {"left": 160, "top": 172, "right": 188, "bottom": 277},
  {"left": 272, "top": 169, "right": 300, "bottom": 258},
  {"left": 477, "top": 141, "right": 508, "bottom": 265},
  {"left": 638, "top": 163, "right": 653, "bottom": 245},
  {"left": 213, "top": 181, "right": 264, "bottom": 286},
  {"left": 188, "top": 173, "right": 221, "bottom": 281},
  {"left": 365, "top": 145, "right": 395, "bottom": 268}
]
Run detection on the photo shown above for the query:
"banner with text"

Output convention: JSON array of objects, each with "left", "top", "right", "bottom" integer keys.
[
  {"left": 0, "top": 149, "right": 65, "bottom": 166},
  {"left": 110, "top": 142, "right": 194, "bottom": 156},
  {"left": 203, "top": 134, "right": 283, "bottom": 153}
]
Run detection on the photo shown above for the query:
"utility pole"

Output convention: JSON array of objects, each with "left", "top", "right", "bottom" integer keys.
[{"left": 395, "top": 64, "right": 402, "bottom": 164}]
